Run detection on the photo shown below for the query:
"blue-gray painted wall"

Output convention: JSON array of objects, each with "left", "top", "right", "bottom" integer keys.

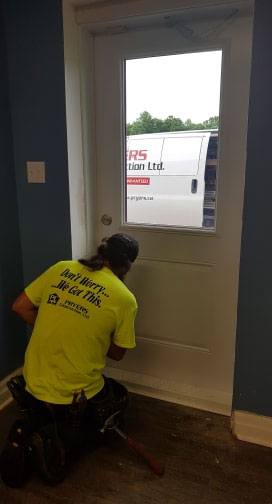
[
  {"left": 233, "top": 0, "right": 272, "bottom": 416},
  {"left": 0, "top": 0, "right": 72, "bottom": 379},
  {"left": 3, "top": 0, "right": 72, "bottom": 285},
  {"left": 0, "top": 5, "right": 25, "bottom": 380}
]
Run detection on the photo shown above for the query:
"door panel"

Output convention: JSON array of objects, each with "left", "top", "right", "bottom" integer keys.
[
  {"left": 93, "top": 14, "right": 253, "bottom": 414},
  {"left": 127, "top": 259, "right": 214, "bottom": 350}
]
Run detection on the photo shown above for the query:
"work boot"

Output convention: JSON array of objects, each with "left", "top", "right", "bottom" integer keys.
[{"left": 0, "top": 419, "right": 33, "bottom": 488}]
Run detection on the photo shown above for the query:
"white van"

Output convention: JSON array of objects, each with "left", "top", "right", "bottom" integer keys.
[{"left": 126, "top": 130, "right": 218, "bottom": 228}]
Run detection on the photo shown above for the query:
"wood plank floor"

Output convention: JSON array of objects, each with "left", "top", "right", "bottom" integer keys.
[{"left": 1, "top": 393, "right": 272, "bottom": 504}]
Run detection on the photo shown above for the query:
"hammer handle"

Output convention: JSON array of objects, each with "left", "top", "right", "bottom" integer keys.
[{"left": 125, "top": 434, "right": 165, "bottom": 476}]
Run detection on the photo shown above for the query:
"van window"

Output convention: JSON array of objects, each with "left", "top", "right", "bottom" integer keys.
[{"left": 160, "top": 136, "right": 203, "bottom": 176}]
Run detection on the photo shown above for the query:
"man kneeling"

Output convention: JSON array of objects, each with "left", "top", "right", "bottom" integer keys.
[{"left": 1, "top": 233, "right": 139, "bottom": 486}]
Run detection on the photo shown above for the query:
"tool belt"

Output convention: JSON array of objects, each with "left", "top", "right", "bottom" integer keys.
[{"left": 7, "top": 375, "right": 128, "bottom": 432}]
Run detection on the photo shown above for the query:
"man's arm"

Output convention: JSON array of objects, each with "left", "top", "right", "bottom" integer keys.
[
  {"left": 12, "top": 292, "right": 38, "bottom": 326},
  {"left": 107, "top": 342, "right": 127, "bottom": 361}
]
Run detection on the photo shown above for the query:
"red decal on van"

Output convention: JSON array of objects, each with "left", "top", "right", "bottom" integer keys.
[
  {"left": 126, "top": 150, "right": 148, "bottom": 161},
  {"left": 127, "top": 177, "right": 150, "bottom": 185}
]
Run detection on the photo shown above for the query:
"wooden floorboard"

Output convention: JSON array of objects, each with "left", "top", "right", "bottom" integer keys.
[{"left": 1, "top": 393, "right": 272, "bottom": 503}]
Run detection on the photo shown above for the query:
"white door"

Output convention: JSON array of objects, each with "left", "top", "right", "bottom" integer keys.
[{"left": 92, "top": 10, "right": 253, "bottom": 414}]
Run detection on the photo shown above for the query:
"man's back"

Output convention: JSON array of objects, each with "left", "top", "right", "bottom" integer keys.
[{"left": 23, "top": 260, "right": 137, "bottom": 404}]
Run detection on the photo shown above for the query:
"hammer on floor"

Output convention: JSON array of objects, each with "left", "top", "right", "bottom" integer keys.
[{"left": 100, "top": 411, "right": 165, "bottom": 476}]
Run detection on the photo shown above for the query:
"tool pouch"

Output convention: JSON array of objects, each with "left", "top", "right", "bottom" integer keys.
[
  {"left": 66, "top": 390, "right": 88, "bottom": 432},
  {"left": 88, "top": 377, "right": 129, "bottom": 429}
]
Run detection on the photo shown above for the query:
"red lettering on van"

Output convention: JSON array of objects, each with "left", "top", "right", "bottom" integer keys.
[
  {"left": 138, "top": 150, "right": 147, "bottom": 160},
  {"left": 127, "top": 149, "right": 148, "bottom": 161},
  {"left": 127, "top": 177, "right": 150, "bottom": 185}
]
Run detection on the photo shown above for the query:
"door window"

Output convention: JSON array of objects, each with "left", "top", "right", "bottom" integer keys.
[{"left": 125, "top": 50, "right": 222, "bottom": 229}]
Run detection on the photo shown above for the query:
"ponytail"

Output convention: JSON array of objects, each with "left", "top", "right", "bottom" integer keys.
[
  {"left": 79, "top": 234, "right": 139, "bottom": 272},
  {"left": 78, "top": 241, "right": 107, "bottom": 271}
]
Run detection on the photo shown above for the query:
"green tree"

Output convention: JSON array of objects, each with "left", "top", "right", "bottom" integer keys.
[
  {"left": 202, "top": 116, "right": 219, "bottom": 129},
  {"left": 162, "top": 115, "right": 185, "bottom": 131},
  {"left": 127, "top": 111, "right": 163, "bottom": 134},
  {"left": 127, "top": 112, "right": 219, "bottom": 135}
]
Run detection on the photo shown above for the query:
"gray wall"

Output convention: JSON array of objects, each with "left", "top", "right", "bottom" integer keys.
[
  {"left": 233, "top": 0, "right": 272, "bottom": 416},
  {"left": 0, "top": 0, "right": 72, "bottom": 379}
]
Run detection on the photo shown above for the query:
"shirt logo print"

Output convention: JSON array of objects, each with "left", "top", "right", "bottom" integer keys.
[{"left": 47, "top": 293, "right": 60, "bottom": 305}]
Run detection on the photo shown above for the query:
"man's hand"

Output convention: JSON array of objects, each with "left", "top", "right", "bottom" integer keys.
[
  {"left": 12, "top": 292, "right": 38, "bottom": 326},
  {"left": 107, "top": 342, "right": 127, "bottom": 361}
]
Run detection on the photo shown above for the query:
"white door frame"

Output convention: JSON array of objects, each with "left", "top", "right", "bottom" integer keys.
[
  {"left": 62, "top": 0, "right": 254, "bottom": 414},
  {"left": 62, "top": 0, "right": 253, "bottom": 255}
]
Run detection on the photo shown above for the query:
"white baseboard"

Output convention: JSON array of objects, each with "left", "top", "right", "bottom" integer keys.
[
  {"left": 106, "top": 366, "right": 232, "bottom": 416},
  {"left": 232, "top": 410, "right": 272, "bottom": 448},
  {"left": 0, "top": 365, "right": 232, "bottom": 417},
  {"left": 0, "top": 367, "right": 22, "bottom": 411}
]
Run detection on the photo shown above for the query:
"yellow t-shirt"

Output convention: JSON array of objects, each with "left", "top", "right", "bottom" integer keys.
[{"left": 23, "top": 261, "right": 137, "bottom": 404}]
